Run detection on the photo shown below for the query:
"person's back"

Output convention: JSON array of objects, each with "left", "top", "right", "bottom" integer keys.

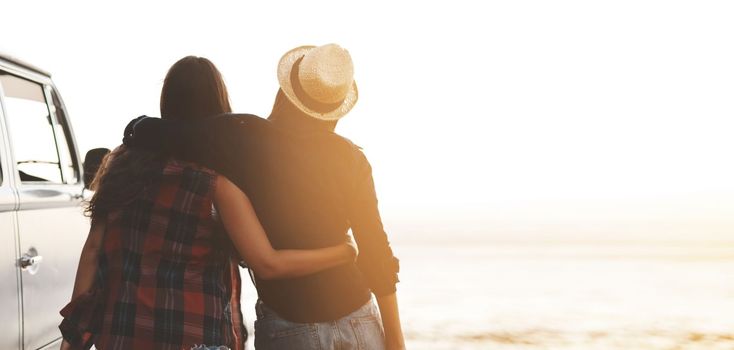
[
  {"left": 247, "top": 115, "right": 381, "bottom": 322},
  {"left": 59, "top": 56, "right": 247, "bottom": 350},
  {"left": 252, "top": 43, "right": 404, "bottom": 349},
  {"left": 95, "top": 158, "right": 245, "bottom": 349}
]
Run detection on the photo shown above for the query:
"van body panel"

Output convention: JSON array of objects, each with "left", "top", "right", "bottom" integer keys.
[
  {"left": 0, "top": 190, "right": 21, "bottom": 350},
  {"left": 0, "top": 55, "right": 90, "bottom": 349},
  {"left": 17, "top": 201, "right": 87, "bottom": 349},
  {"left": 0, "top": 55, "right": 22, "bottom": 350}
]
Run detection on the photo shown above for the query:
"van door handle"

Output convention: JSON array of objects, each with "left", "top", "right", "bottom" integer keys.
[
  {"left": 18, "top": 247, "right": 43, "bottom": 273},
  {"left": 18, "top": 254, "right": 43, "bottom": 269}
]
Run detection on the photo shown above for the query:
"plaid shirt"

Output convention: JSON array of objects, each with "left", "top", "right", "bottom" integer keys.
[{"left": 60, "top": 160, "right": 246, "bottom": 350}]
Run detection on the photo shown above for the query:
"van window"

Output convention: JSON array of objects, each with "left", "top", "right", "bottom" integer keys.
[
  {"left": 0, "top": 132, "right": 3, "bottom": 185},
  {"left": 48, "top": 87, "right": 79, "bottom": 183},
  {"left": 0, "top": 72, "right": 64, "bottom": 183}
]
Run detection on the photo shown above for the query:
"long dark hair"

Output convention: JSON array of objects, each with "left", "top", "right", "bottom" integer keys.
[{"left": 86, "top": 56, "right": 231, "bottom": 220}]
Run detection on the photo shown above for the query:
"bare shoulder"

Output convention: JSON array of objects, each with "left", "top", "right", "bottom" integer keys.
[
  {"left": 215, "top": 174, "right": 236, "bottom": 191},
  {"left": 214, "top": 175, "right": 246, "bottom": 200}
]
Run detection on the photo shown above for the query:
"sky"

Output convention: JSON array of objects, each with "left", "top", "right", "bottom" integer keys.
[{"left": 2, "top": 0, "right": 734, "bottom": 241}]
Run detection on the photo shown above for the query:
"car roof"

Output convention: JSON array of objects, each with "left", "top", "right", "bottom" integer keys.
[{"left": 0, "top": 52, "right": 51, "bottom": 77}]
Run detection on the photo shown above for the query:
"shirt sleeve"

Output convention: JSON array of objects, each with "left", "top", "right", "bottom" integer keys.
[
  {"left": 349, "top": 149, "right": 400, "bottom": 297},
  {"left": 125, "top": 115, "right": 244, "bottom": 181}
]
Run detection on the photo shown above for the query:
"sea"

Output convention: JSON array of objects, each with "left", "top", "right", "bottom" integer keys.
[{"left": 241, "top": 240, "right": 734, "bottom": 349}]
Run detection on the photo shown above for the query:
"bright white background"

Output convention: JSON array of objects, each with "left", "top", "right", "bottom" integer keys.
[{"left": 2, "top": 0, "right": 734, "bottom": 242}]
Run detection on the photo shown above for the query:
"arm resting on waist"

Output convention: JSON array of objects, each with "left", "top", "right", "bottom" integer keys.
[{"left": 214, "top": 175, "right": 356, "bottom": 280}]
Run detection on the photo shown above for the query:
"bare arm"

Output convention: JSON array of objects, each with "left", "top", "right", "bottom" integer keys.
[
  {"left": 377, "top": 293, "right": 406, "bottom": 350},
  {"left": 213, "top": 175, "right": 355, "bottom": 280},
  {"left": 60, "top": 219, "right": 105, "bottom": 350},
  {"left": 70, "top": 219, "right": 105, "bottom": 298}
]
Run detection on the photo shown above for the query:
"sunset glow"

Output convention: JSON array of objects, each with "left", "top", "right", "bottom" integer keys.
[{"left": 3, "top": 1, "right": 733, "bottom": 348}]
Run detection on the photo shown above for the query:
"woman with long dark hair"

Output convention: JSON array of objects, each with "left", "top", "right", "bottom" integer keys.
[{"left": 59, "top": 56, "right": 356, "bottom": 350}]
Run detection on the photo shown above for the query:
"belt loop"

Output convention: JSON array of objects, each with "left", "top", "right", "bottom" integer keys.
[{"left": 255, "top": 299, "right": 264, "bottom": 319}]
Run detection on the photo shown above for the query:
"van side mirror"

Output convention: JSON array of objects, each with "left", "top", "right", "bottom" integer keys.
[{"left": 83, "top": 148, "right": 111, "bottom": 190}]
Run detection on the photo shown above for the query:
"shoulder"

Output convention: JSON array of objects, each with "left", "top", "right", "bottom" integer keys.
[
  {"left": 163, "top": 159, "right": 219, "bottom": 178},
  {"left": 325, "top": 133, "right": 373, "bottom": 176},
  {"left": 184, "top": 113, "right": 269, "bottom": 133},
  {"left": 211, "top": 113, "right": 271, "bottom": 129},
  {"left": 321, "top": 131, "right": 363, "bottom": 157},
  {"left": 332, "top": 133, "right": 369, "bottom": 163},
  {"left": 336, "top": 133, "right": 363, "bottom": 150},
  {"left": 202, "top": 113, "right": 274, "bottom": 142},
  {"left": 227, "top": 113, "right": 268, "bottom": 123}
]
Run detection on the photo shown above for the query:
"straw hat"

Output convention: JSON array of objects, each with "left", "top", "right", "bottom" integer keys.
[{"left": 277, "top": 44, "right": 358, "bottom": 121}]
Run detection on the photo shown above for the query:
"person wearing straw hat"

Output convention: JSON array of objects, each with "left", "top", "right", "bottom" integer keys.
[{"left": 123, "top": 44, "right": 405, "bottom": 349}]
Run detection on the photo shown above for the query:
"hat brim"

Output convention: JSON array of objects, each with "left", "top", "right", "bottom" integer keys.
[{"left": 277, "top": 45, "right": 358, "bottom": 121}]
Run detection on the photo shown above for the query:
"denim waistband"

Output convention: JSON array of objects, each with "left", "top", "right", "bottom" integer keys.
[{"left": 256, "top": 298, "right": 377, "bottom": 322}]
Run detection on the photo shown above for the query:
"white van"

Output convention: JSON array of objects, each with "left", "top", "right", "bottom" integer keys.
[{"left": 0, "top": 53, "right": 105, "bottom": 350}]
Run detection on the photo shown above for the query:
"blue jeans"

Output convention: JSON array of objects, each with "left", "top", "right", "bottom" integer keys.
[{"left": 254, "top": 300, "right": 386, "bottom": 350}]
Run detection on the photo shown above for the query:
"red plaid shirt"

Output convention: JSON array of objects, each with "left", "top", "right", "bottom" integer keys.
[{"left": 60, "top": 160, "right": 246, "bottom": 350}]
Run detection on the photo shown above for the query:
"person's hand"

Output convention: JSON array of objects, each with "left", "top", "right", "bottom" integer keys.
[
  {"left": 122, "top": 116, "right": 149, "bottom": 145},
  {"left": 122, "top": 116, "right": 172, "bottom": 150},
  {"left": 345, "top": 235, "right": 358, "bottom": 262},
  {"left": 59, "top": 340, "right": 71, "bottom": 350}
]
